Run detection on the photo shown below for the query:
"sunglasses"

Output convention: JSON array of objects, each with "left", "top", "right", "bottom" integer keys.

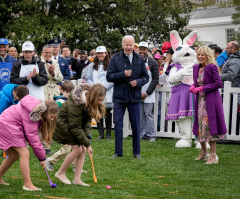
[{"left": 176, "top": 46, "right": 194, "bottom": 51}]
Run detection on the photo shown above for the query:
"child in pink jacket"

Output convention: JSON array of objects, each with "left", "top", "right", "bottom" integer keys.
[{"left": 0, "top": 95, "right": 59, "bottom": 191}]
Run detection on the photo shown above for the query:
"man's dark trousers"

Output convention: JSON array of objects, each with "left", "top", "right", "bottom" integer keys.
[{"left": 114, "top": 102, "right": 140, "bottom": 155}]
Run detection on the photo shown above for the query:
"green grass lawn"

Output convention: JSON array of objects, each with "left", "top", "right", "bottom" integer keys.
[{"left": 0, "top": 129, "right": 240, "bottom": 199}]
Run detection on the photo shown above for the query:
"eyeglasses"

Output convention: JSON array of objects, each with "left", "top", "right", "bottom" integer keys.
[
  {"left": 176, "top": 46, "right": 194, "bottom": 51},
  {"left": 44, "top": 52, "right": 53, "bottom": 54},
  {"left": 226, "top": 47, "right": 233, "bottom": 49}
]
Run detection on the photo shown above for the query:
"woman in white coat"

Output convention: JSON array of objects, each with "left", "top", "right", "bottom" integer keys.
[{"left": 86, "top": 46, "right": 113, "bottom": 139}]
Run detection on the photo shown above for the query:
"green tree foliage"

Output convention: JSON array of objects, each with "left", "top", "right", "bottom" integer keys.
[
  {"left": 231, "top": 32, "right": 240, "bottom": 44},
  {"left": 132, "top": 0, "right": 192, "bottom": 44},
  {"left": 6, "top": 0, "right": 192, "bottom": 52},
  {"left": 0, "top": 1, "right": 23, "bottom": 38},
  {"left": 231, "top": 0, "right": 240, "bottom": 44},
  {"left": 232, "top": 0, "right": 240, "bottom": 25}
]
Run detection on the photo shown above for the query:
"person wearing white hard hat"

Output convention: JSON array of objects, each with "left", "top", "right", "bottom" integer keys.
[
  {"left": 138, "top": 41, "right": 159, "bottom": 142},
  {"left": 10, "top": 41, "right": 48, "bottom": 101},
  {"left": 85, "top": 46, "right": 114, "bottom": 140}
]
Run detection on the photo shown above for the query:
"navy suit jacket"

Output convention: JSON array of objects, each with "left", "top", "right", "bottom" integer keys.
[
  {"left": 58, "top": 56, "right": 71, "bottom": 80},
  {"left": 106, "top": 51, "right": 149, "bottom": 103}
]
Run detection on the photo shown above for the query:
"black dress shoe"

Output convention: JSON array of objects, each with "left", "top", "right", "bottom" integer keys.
[
  {"left": 134, "top": 154, "right": 142, "bottom": 159},
  {"left": 110, "top": 154, "right": 122, "bottom": 158}
]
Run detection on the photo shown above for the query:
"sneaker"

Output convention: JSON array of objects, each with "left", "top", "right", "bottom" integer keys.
[
  {"left": 45, "top": 149, "right": 53, "bottom": 155},
  {"left": 46, "top": 159, "right": 54, "bottom": 171},
  {"left": 149, "top": 137, "right": 156, "bottom": 142}
]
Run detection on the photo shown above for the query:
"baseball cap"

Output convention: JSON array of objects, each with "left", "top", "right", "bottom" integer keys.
[
  {"left": 139, "top": 42, "right": 148, "bottom": 48},
  {"left": 162, "top": 42, "right": 171, "bottom": 53},
  {"left": 0, "top": 38, "right": 9, "bottom": 45},
  {"left": 96, "top": 46, "right": 106, "bottom": 53},
  {"left": 47, "top": 38, "right": 61, "bottom": 47},
  {"left": 208, "top": 44, "right": 217, "bottom": 49},
  {"left": 22, "top": 41, "right": 34, "bottom": 51}
]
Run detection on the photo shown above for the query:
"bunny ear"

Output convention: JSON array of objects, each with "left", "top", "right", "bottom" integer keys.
[
  {"left": 183, "top": 30, "right": 198, "bottom": 46},
  {"left": 170, "top": 30, "right": 182, "bottom": 51}
]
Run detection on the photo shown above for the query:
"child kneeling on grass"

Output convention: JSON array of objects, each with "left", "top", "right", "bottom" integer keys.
[
  {"left": 0, "top": 84, "right": 29, "bottom": 158},
  {"left": 46, "top": 80, "right": 79, "bottom": 172},
  {"left": 0, "top": 96, "right": 59, "bottom": 191},
  {"left": 52, "top": 83, "right": 106, "bottom": 186}
]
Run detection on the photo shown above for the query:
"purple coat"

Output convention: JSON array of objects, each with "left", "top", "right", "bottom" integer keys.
[
  {"left": 193, "top": 63, "right": 227, "bottom": 136},
  {"left": 0, "top": 95, "right": 46, "bottom": 161}
]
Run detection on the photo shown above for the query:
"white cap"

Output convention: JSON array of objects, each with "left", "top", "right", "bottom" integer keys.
[
  {"left": 22, "top": 41, "right": 34, "bottom": 51},
  {"left": 139, "top": 41, "right": 148, "bottom": 48},
  {"left": 96, "top": 46, "right": 106, "bottom": 53}
]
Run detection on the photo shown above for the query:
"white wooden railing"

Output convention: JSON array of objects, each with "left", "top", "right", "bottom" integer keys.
[{"left": 72, "top": 80, "right": 240, "bottom": 140}]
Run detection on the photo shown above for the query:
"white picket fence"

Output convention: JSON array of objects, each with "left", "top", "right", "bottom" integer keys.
[{"left": 72, "top": 80, "right": 240, "bottom": 140}]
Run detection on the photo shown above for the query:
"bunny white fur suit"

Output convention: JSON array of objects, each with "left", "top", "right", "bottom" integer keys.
[{"left": 166, "top": 30, "right": 197, "bottom": 148}]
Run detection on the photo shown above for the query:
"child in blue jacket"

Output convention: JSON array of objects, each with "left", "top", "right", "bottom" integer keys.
[{"left": 0, "top": 84, "right": 29, "bottom": 114}]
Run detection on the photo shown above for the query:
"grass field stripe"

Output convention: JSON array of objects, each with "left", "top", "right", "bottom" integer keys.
[
  {"left": 21, "top": 194, "right": 71, "bottom": 199},
  {"left": 6, "top": 175, "right": 48, "bottom": 182},
  {"left": 118, "top": 179, "right": 174, "bottom": 186}
]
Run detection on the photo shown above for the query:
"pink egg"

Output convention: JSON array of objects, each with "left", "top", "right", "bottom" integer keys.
[{"left": 107, "top": 186, "right": 111, "bottom": 189}]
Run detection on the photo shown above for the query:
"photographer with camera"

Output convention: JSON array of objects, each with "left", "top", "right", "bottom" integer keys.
[{"left": 71, "top": 49, "right": 90, "bottom": 80}]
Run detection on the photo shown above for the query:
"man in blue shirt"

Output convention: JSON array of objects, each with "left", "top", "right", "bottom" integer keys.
[
  {"left": 0, "top": 38, "right": 17, "bottom": 91},
  {"left": 48, "top": 39, "right": 71, "bottom": 81}
]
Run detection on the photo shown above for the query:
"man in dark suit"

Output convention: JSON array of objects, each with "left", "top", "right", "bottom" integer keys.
[
  {"left": 48, "top": 39, "right": 71, "bottom": 80},
  {"left": 106, "top": 35, "right": 149, "bottom": 159}
]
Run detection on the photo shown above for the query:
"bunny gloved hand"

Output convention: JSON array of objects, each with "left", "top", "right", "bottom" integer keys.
[
  {"left": 168, "top": 65, "right": 193, "bottom": 84},
  {"left": 193, "top": 87, "right": 203, "bottom": 95},
  {"left": 181, "top": 65, "right": 193, "bottom": 76}
]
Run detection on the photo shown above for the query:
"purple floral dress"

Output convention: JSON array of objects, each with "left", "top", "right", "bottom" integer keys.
[{"left": 197, "top": 67, "right": 226, "bottom": 142}]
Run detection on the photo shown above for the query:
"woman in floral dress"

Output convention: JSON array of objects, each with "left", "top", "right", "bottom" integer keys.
[{"left": 190, "top": 46, "right": 227, "bottom": 164}]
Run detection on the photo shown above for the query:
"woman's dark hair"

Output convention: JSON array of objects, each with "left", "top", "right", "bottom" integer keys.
[
  {"left": 211, "top": 46, "right": 222, "bottom": 55},
  {"left": 93, "top": 53, "right": 110, "bottom": 71},
  {"left": 154, "top": 50, "right": 163, "bottom": 55},
  {"left": 13, "top": 85, "right": 29, "bottom": 100},
  {"left": 106, "top": 49, "right": 112, "bottom": 59}
]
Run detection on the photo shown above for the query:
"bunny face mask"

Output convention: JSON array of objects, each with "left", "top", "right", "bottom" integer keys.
[{"left": 171, "top": 30, "right": 198, "bottom": 67}]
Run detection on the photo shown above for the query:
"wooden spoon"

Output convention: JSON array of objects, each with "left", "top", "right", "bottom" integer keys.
[{"left": 90, "top": 155, "right": 97, "bottom": 183}]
